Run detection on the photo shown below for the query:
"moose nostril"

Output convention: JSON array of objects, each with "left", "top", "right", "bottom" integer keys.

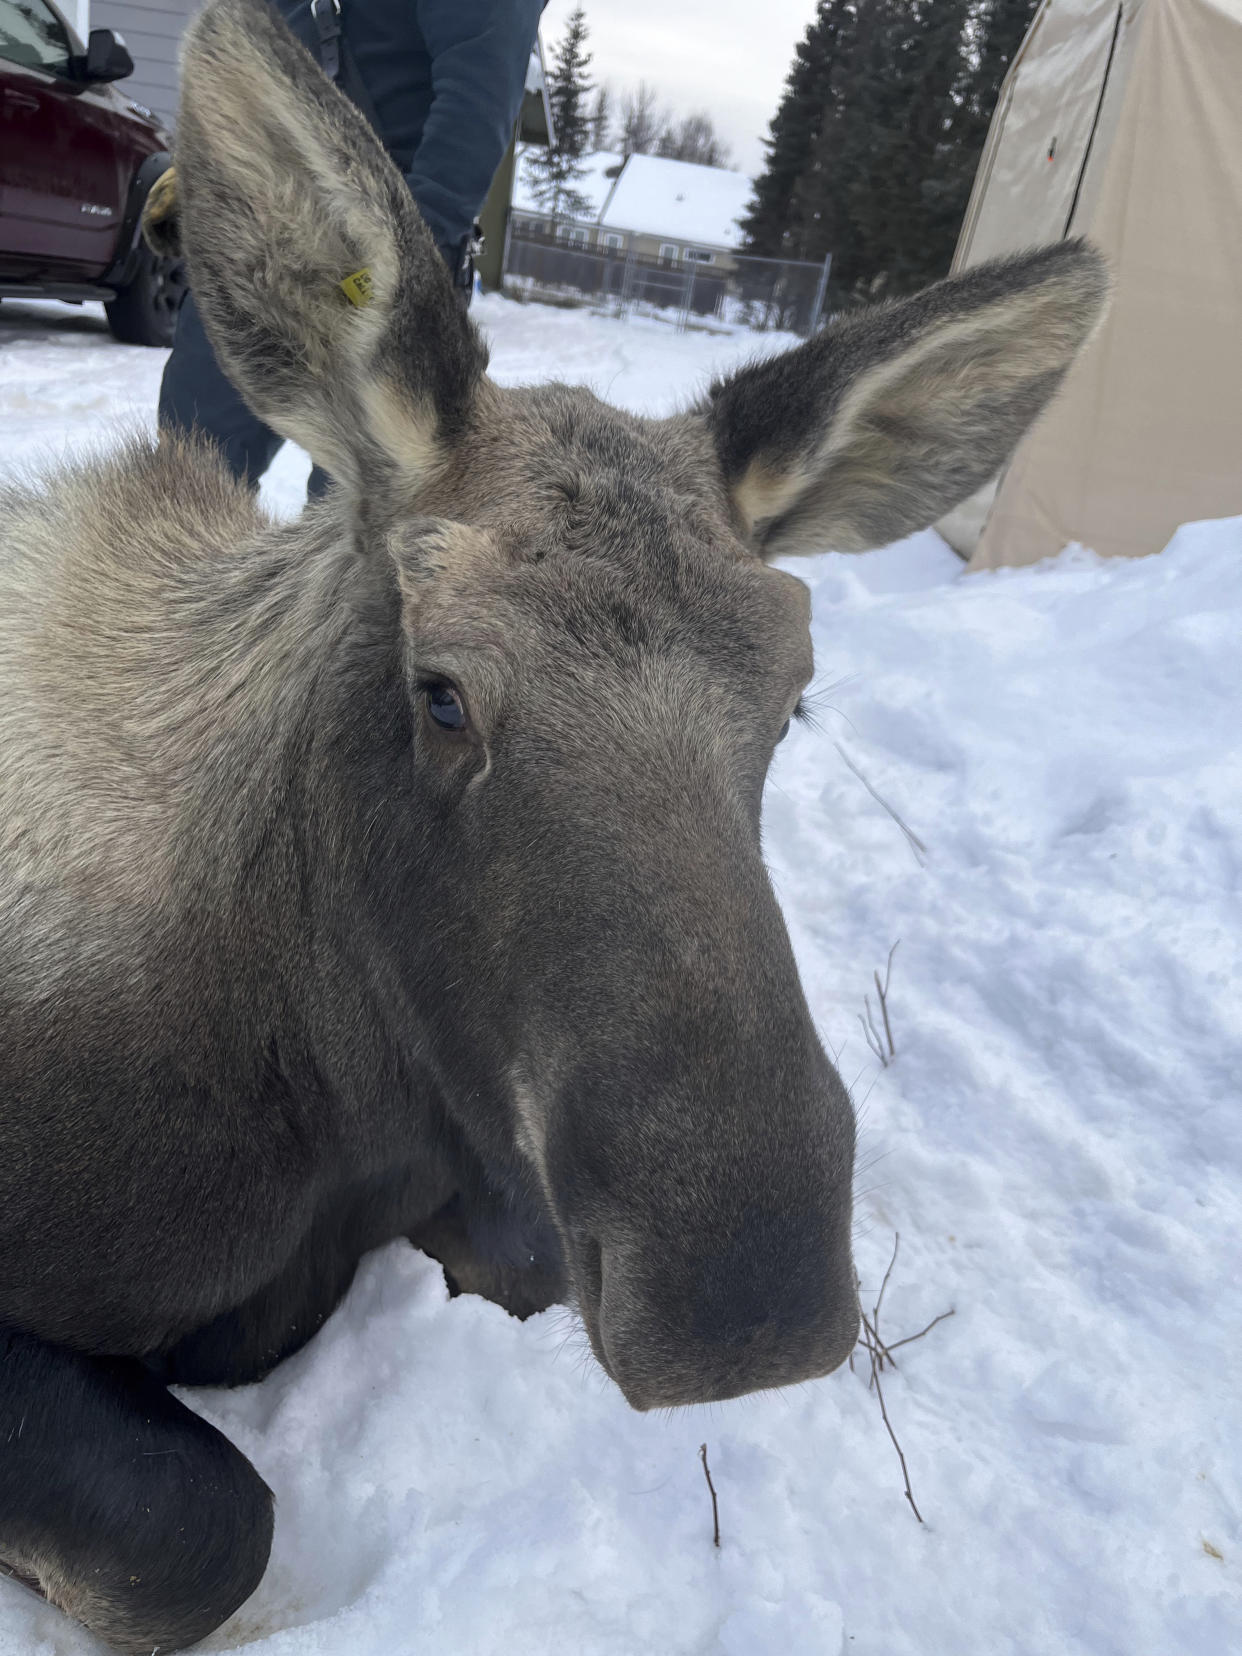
[
  {"left": 584, "top": 1219, "right": 860, "bottom": 1410},
  {"left": 691, "top": 1210, "right": 828, "bottom": 1345}
]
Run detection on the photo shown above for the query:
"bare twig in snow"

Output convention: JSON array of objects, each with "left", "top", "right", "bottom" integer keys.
[
  {"left": 871, "top": 1358, "right": 923, "bottom": 1523},
  {"left": 699, "top": 1443, "right": 721, "bottom": 1547},
  {"left": 836, "top": 744, "right": 927, "bottom": 864},
  {"left": 874, "top": 1230, "right": 900, "bottom": 1322},
  {"left": 852, "top": 1231, "right": 954, "bottom": 1524},
  {"left": 860, "top": 942, "right": 899, "bottom": 1066},
  {"left": 874, "top": 941, "right": 898, "bottom": 1059},
  {"left": 886, "top": 1308, "right": 956, "bottom": 1354},
  {"left": 860, "top": 1002, "right": 888, "bottom": 1066}
]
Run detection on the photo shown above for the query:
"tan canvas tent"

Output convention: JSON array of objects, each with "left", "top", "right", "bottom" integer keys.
[{"left": 945, "top": 0, "right": 1242, "bottom": 569}]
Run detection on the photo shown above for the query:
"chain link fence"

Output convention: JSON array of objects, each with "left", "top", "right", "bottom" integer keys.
[{"left": 501, "top": 212, "right": 832, "bottom": 337}]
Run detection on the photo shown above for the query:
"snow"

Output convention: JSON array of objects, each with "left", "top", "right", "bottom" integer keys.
[{"left": 1, "top": 293, "right": 1240, "bottom": 1656}]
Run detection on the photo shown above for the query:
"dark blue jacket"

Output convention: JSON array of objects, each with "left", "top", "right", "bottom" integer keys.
[{"left": 275, "top": 0, "right": 544, "bottom": 255}]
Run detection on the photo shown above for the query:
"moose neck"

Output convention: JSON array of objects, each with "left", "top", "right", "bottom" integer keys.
[{"left": 157, "top": 494, "right": 442, "bottom": 1110}]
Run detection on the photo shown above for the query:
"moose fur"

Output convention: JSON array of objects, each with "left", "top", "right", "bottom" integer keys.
[{"left": 0, "top": 1, "right": 1107, "bottom": 1649}]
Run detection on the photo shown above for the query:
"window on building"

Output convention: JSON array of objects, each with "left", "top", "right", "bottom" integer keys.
[
  {"left": 684, "top": 248, "right": 716, "bottom": 265},
  {"left": 602, "top": 233, "right": 623, "bottom": 250},
  {"left": 659, "top": 243, "right": 680, "bottom": 264}
]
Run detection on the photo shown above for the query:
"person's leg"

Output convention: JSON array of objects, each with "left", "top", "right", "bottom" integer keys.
[{"left": 158, "top": 290, "right": 285, "bottom": 485}]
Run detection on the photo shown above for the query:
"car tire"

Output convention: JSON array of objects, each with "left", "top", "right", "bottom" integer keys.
[{"left": 105, "top": 242, "right": 187, "bottom": 347}]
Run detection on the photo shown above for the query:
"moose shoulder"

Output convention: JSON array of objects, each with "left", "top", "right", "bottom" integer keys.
[{"left": 0, "top": 1, "right": 1107, "bottom": 1649}]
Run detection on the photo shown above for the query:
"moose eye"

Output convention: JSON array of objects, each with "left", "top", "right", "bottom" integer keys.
[
  {"left": 778, "top": 698, "right": 812, "bottom": 744},
  {"left": 424, "top": 682, "right": 467, "bottom": 732}
]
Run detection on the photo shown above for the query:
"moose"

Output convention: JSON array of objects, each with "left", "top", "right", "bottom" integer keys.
[{"left": 0, "top": 1, "right": 1107, "bottom": 1649}]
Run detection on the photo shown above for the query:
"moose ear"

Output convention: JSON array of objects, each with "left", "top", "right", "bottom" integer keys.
[
  {"left": 171, "top": 0, "right": 486, "bottom": 496},
  {"left": 705, "top": 242, "right": 1108, "bottom": 557}
]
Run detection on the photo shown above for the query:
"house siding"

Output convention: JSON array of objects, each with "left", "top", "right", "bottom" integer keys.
[
  {"left": 92, "top": 0, "right": 199, "bottom": 126},
  {"left": 629, "top": 232, "right": 736, "bottom": 271}
]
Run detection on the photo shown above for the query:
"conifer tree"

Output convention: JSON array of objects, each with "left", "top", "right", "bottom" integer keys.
[
  {"left": 963, "top": 0, "right": 1040, "bottom": 148},
  {"left": 739, "top": 0, "right": 858, "bottom": 258},
  {"left": 900, "top": 0, "right": 1039, "bottom": 286},
  {"left": 888, "top": 0, "right": 977, "bottom": 287},
  {"left": 744, "top": 0, "right": 1038, "bottom": 300},
  {"left": 524, "top": 7, "right": 595, "bottom": 219}
]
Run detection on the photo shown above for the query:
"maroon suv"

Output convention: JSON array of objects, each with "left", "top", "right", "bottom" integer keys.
[{"left": 0, "top": 0, "right": 184, "bottom": 344}]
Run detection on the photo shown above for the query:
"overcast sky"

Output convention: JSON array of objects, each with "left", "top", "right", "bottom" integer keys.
[{"left": 538, "top": 0, "right": 820, "bottom": 179}]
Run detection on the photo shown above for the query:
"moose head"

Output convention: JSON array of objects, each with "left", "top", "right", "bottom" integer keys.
[{"left": 155, "top": 0, "right": 1105, "bottom": 1412}]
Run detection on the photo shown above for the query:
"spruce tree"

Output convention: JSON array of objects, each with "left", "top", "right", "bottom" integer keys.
[
  {"left": 817, "top": 0, "right": 908, "bottom": 287},
  {"left": 524, "top": 7, "right": 595, "bottom": 219},
  {"left": 900, "top": 0, "right": 1040, "bottom": 286},
  {"left": 892, "top": 0, "right": 977, "bottom": 287},
  {"left": 739, "top": 0, "right": 858, "bottom": 258},
  {"left": 776, "top": 0, "right": 896, "bottom": 276},
  {"left": 746, "top": 0, "right": 1037, "bottom": 301},
  {"left": 963, "top": 0, "right": 1040, "bottom": 149}
]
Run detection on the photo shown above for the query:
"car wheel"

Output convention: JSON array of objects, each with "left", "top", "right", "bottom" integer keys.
[{"left": 105, "top": 242, "right": 188, "bottom": 347}]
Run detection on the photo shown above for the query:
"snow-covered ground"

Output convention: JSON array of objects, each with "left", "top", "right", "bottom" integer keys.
[{"left": 1, "top": 294, "right": 1239, "bottom": 1656}]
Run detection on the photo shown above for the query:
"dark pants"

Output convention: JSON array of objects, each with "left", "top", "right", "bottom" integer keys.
[{"left": 159, "top": 292, "right": 331, "bottom": 499}]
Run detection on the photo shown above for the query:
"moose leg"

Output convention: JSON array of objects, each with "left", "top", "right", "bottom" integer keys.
[
  {"left": 0, "top": 1324, "right": 272, "bottom": 1656},
  {"left": 150, "top": 1234, "right": 365, "bottom": 1389},
  {"left": 153, "top": 1166, "right": 452, "bottom": 1388}
]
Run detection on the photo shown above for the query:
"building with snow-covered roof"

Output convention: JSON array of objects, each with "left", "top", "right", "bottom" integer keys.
[
  {"left": 514, "top": 148, "right": 753, "bottom": 270},
  {"left": 513, "top": 151, "right": 626, "bottom": 225},
  {"left": 598, "top": 154, "right": 751, "bottom": 265}
]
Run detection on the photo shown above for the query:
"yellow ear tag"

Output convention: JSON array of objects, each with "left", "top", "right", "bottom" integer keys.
[{"left": 339, "top": 267, "right": 374, "bottom": 307}]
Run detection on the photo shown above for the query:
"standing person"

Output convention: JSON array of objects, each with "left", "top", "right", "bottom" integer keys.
[{"left": 159, "top": 0, "right": 544, "bottom": 494}]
